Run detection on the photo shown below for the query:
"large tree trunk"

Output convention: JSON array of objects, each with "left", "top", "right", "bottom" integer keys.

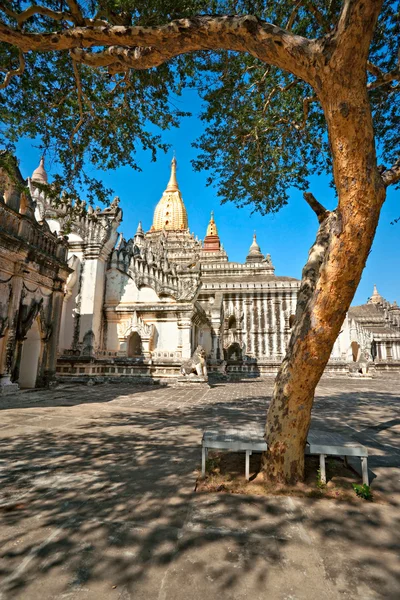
[{"left": 262, "top": 79, "right": 386, "bottom": 483}]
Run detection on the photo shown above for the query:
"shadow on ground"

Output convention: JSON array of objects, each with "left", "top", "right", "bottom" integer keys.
[{"left": 0, "top": 381, "right": 399, "bottom": 599}]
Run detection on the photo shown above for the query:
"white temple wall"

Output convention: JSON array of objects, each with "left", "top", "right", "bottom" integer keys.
[
  {"left": 18, "top": 318, "right": 42, "bottom": 389},
  {"left": 153, "top": 319, "right": 180, "bottom": 350},
  {"left": 199, "top": 328, "right": 212, "bottom": 354},
  {"left": 331, "top": 314, "right": 351, "bottom": 360},
  {"left": 60, "top": 252, "right": 82, "bottom": 351},
  {"left": 113, "top": 273, "right": 161, "bottom": 305},
  {"left": 105, "top": 317, "right": 120, "bottom": 351},
  {"left": 105, "top": 268, "right": 123, "bottom": 304},
  {"left": 78, "top": 257, "right": 107, "bottom": 349}
]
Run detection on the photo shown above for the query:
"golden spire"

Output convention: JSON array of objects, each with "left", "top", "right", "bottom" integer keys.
[
  {"left": 165, "top": 156, "right": 179, "bottom": 192},
  {"left": 206, "top": 210, "right": 218, "bottom": 236},
  {"left": 151, "top": 156, "right": 188, "bottom": 231}
]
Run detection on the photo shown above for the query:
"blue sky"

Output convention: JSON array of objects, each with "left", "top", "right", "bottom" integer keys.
[{"left": 16, "top": 90, "right": 399, "bottom": 307}]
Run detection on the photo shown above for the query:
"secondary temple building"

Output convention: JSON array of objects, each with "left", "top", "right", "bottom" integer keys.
[
  {"left": 1, "top": 154, "right": 399, "bottom": 390},
  {"left": 0, "top": 153, "right": 69, "bottom": 394}
]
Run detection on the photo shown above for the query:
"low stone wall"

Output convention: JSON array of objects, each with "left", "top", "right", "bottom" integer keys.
[{"left": 55, "top": 355, "right": 356, "bottom": 384}]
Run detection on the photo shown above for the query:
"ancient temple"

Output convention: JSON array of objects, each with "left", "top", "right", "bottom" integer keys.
[
  {"left": 1, "top": 153, "right": 399, "bottom": 390},
  {"left": 332, "top": 285, "right": 400, "bottom": 373},
  {"left": 28, "top": 156, "right": 298, "bottom": 380},
  {"left": 0, "top": 153, "right": 69, "bottom": 393}
]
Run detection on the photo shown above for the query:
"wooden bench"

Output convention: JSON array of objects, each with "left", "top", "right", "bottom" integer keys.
[{"left": 201, "top": 427, "right": 369, "bottom": 485}]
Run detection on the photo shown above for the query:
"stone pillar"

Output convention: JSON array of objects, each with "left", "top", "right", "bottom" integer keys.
[
  {"left": 0, "top": 267, "right": 23, "bottom": 392},
  {"left": 274, "top": 295, "right": 283, "bottom": 358},
  {"left": 78, "top": 257, "right": 107, "bottom": 353},
  {"left": 269, "top": 294, "right": 277, "bottom": 357},
  {"left": 245, "top": 298, "right": 252, "bottom": 355},
  {"left": 178, "top": 318, "right": 192, "bottom": 359},
  {"left": 41, "top": 287, "right": 64, "bottom": 386}
]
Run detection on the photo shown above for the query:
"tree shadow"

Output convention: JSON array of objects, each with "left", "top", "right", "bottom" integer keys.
[{"left": 0, "top": 381, "right": 399, "bottom": 598}]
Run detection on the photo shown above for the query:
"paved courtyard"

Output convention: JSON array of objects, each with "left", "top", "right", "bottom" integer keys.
[{"left": 0, "top": 378, "right": 399, "bottom": 600}]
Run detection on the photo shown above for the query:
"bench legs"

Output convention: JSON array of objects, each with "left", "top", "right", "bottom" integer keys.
[
  {"left": 201, "top": 446, "right": 207, "bottom": 477},
  {"left": 319, "top": 454, "right": 327, "bottom": 484},
  {"left": 320, "top": 454, "right": 369, "bottom": 486},
  {"left": 245, "top": 450, "right": 252, "bottom": 481},
  {"left": 361, "top": 456, "right": 369, "bottom": 486}
]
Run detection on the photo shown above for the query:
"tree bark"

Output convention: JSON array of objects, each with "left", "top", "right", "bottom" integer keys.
[{"left": 263, "top": 76, "right": 386, "bottom": 483}]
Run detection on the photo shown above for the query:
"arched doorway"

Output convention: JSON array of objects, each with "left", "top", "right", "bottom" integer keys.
[
  {"left": 19, "top": 319, "right": 41, "bottom": 388},
  {"left": 127, "top": 332, "right": 142, "bottom": 357}
]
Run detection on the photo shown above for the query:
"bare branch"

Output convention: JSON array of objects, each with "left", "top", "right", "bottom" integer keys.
[
  {"left": 0, "top": 49, "right": 25, "bottom": 89},
  {"left": 70, "top": 45, "right": 174, "bottom": 73},
  {"left": 286, "top": 1, "right": 303, "bottom": 30},
  {"left": 303, "top": 192, "right": 329, "bottom": 223},
  {"left": 65, "top": 1, "right": 85, "bottom": 27},
  {"left": 367, "top": 68, "right": 400, "bottom": 90},
  {"left": 303, "top": 1, "right": 330, "bottom": 33},
  {"left": 367, "top": 60, "right": 383, "bottom": 78},
  {"left": 332, "top": 0, "right": 384, "bottom": 69},
  {"left": 16, "top": 6, "right": 70, "bottom": 26},
  {"left": 382, "top": 159, "right": 400, "bottom": 187},
  {"left": 299, "top": 94, "right": 316, "bottom": 129},
  {"left": 286, "top": 1, "right": 330, "bottom": 33},
  {"left": 0, "top": 15, "right": 318, "bottom": 85},
  {"left": 261, "top": 79, "right": 299, "bottom": 113}
]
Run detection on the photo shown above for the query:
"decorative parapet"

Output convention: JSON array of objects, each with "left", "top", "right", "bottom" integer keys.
[
  {"left": 109, "top": 232, "right": 201, "bottom": 301},
  {"left": 0, "top": 201, "right": 68, "bottom": 262},
  {"left": 30, "top": 178, "right": 122, "bottom": 258}
]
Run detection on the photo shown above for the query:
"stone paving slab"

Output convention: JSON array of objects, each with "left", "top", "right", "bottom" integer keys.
[{"left": 0, "top": 378, "right": 399, "bottom": 599}]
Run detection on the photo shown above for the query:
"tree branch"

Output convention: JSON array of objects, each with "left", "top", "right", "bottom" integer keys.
[
  {"left": 0, "top": 15, "right": 318, "bottom": 84},
  {"left": 286, "top": 1, "right": 330, "bottom": 33},
  {"left": 303, "top": 1, "right": 330, "bottom": 33},
  {"left": 70, "top": 45, "right": 175, "bottom": 73},
  {"left": 0, "top": 49, "right": 25, "bottom": 89},
  {"left": 13, "top": 6, "right": 70, "bottom": 26},
  {"left": 331, "top": 0, "right": 384, "bottom": 69},
  {"left": 303, "top": 192, "right": 329, "bottom": 223},
  {"left": 65, "top": 1, "right": 85, "bottom": 27},
  {"left": 382, "top": 159, "right": 400, "bottom": 187},
  {"left": 286, "top": 1, "right": 303, "bottom": 30},
  {"left": 367, "top": 68, "right": 400, "bottom": 90}
]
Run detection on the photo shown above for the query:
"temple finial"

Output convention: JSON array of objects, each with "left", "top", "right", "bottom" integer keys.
[
  {"left": 31, "top": 155, "right": 48, "bottom": 184},
  {"left": 206, "top": 210, "right": 218, "bottom": 237},
  {"left": 166, "top": 155, "right": 179, "bottom": 192}
]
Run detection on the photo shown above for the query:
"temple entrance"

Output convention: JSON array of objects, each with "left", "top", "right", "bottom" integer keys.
[
  {"left": 127, "top": 332, "right": 142, "bottom": 357},
  {"left": 18, "top": 319, "right": 41, "bottom": 388}
]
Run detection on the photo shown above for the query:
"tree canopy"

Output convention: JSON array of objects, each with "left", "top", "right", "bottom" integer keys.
[{"left": 0, "top": 1, "right": 399, "bottom": 207}]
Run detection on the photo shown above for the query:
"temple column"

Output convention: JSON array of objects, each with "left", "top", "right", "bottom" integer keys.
[
  {"left": 178, "top": 317, "right": 192, "bottom": 359},
  {"left": 77, "top": 256, "right": 107, "bottom": 353},
  {"left": 40, "top": 286, "right": 64, "bottom": 386},
  {"left": 269, "top": 294, "right": 277, "bottom": 358},
  {"left": 245, "top": 298, "right": 252, "bottom": 356},
  {"left": 0, "top": 266, "right": 23, "bottom": 391},
  {"left": 274, "top": 294, "right": 283, "bottom": 359}
]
